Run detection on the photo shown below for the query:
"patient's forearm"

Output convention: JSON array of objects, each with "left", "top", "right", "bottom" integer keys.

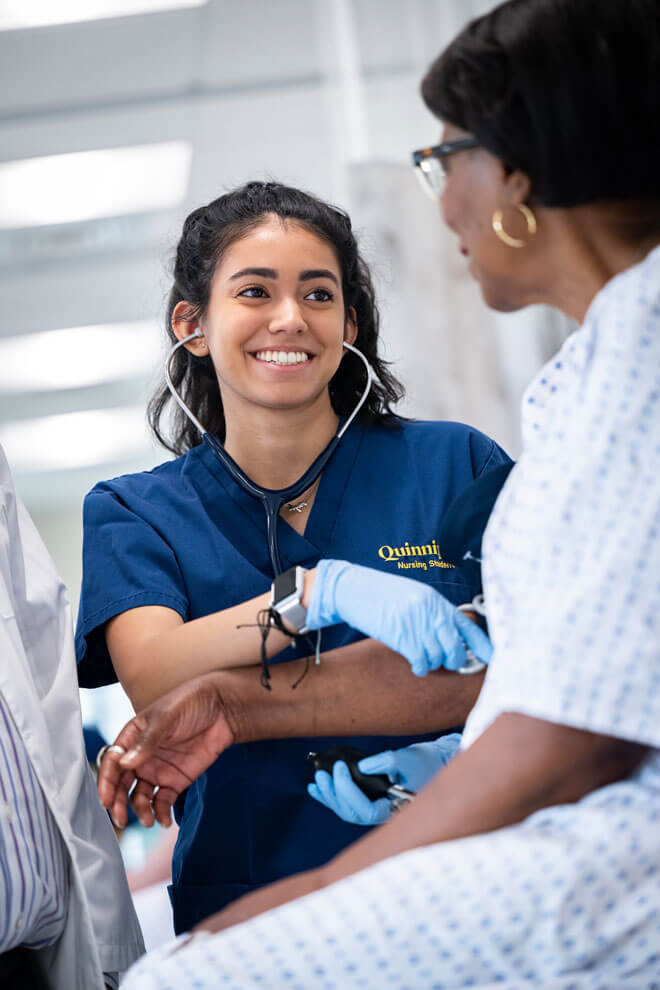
[
  {"left": 198, "top": 712, "right": 647, "bottom": 934},
  {"left": 222, "top": 637, "right": 483, "bottom": 744},
  {"left": 98, "top": 640, "right": 482, "bottom": 830}
]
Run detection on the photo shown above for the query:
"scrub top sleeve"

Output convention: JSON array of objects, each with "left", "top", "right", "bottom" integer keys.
[{"left": 75, "top": 486, "right": 189, "bottom": 688}]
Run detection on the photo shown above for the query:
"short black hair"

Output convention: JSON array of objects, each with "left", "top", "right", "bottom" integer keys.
[
  {"left": 421, "top": 0, "right": 660, "bottom": 208},
  {"left": 149, "top": 181, "right": 404, "bottom": 454}
]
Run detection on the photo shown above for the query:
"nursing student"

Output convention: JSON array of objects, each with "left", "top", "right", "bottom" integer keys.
[
  {"left": 76, "top": 181, "right": 510, "bottom": 931},
  {"left": 103, "top": 0, "right": 660, "bottom": 984}
]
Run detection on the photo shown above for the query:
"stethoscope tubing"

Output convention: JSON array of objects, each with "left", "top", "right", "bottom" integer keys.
[{"left": 165, "top": 331, "right": 375, "bottom": 575}]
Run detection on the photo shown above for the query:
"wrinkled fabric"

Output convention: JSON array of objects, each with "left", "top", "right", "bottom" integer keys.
[
  {"left": 0, "top": 448, "right": 144, "bottom": 987},
  {"left": 0, "top": 693, "right": 69, "bottom": 951}
]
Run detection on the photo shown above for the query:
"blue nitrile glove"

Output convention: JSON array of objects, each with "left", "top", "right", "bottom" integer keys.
[
  {"left": 358, "top": 733, "right": 462, "bottom": 791},
  {"left": 308, "top": 734, "right": 462, "bottom": 826},
  {"left": 306, "top": 559, "right": 493, "bottom": 675},
  {"left": 308, "top": 761, "right": 391, "bottom": 825}
]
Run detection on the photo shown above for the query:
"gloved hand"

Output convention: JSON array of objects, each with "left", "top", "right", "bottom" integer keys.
[
  {"left": 308, "top": 733, "right": 462, "bottom": 826},
  {"left": 306, "top": 559, "right": 493, "bottom": 675},
  {"left": 358, "top": 732, "right": 462, "bottom": 791},
  {"left": 308, "top": 761, "right": 391, "bottom": 826}
]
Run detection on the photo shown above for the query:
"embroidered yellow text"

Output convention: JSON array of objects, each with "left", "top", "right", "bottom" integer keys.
[{"left": 377, "top": 540, "right": 453, "bottom": 570}]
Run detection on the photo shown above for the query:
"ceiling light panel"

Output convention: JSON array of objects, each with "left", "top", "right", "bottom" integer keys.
[
  {"left": 0, "top": 321, "right": 161, "bottom": 392},
  {"left": 0, "top": 142, "right": 192, "bottom": 229},
  {"left": 0, "top": 0, "right": 207, "bottom": 31},
  {"left": 0, "top": 406, "right": 154, "bottom": 471}
]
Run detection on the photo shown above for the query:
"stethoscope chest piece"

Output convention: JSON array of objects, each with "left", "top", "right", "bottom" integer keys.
[{"left": 456, "top": 595, "right": 488, "bottom": 675}]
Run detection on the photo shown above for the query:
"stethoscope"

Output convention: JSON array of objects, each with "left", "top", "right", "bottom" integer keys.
[
  {"left": 457, "top": 594, "right": 488, "bottom": 675},
  {"left": 166, "top": 330, "right": 375, "bottom": 577},
  {"left": 166, "top": 330, "right": 486, "bottom": 676}
]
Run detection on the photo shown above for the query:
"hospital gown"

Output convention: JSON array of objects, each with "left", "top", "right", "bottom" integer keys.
[{"left": 121, "top": 247, "right": 660, "bottom": 988}]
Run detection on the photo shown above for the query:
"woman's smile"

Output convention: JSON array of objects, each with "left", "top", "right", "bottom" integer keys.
[{"left": 250, "top": 348, "right": 314, "bottom": 368}]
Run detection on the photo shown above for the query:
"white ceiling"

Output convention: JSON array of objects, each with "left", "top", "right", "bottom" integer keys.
[{"left": 0, "top": 0, "right": 495, "bottom": 512}]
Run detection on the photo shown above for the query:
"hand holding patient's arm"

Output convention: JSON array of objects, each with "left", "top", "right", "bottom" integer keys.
[
  {"left": 304, "top": 560, "right": 493, "bottom": 675},
  {"left": 106, "top": 560, "right": 488, "bottom": 712}
]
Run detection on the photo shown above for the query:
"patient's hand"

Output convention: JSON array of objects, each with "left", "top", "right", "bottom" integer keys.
[{"left": 97, "top": 673, "right": 236, "bottom": 828}]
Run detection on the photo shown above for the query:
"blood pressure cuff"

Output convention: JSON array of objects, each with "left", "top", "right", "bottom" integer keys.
[{"left": 437, "top": 461, "right": 515, "bottom": 575}]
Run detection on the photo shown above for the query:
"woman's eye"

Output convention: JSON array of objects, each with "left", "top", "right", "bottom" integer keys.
[
  {"left": 305, "top": 288, "right": 333, "bottom": 302},
  {"left": 238, "top": 286, "right": 268, "bottom": 298}
]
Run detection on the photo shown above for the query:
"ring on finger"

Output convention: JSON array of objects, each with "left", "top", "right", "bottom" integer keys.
[
  {"left": 95, "top": 743, "right": 127, "bottom": 770},
  {"left": 129, "top": 781, "right": 159, "bottom": 805}
]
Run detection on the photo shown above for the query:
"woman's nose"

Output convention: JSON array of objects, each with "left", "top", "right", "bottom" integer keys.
[{"left": 268, "top": 297, "right": 307, "bottom": 334}]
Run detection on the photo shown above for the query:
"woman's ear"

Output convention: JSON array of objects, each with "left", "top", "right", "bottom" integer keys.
[
  {"left": 344, "top": 307, "right": 358, "bottom": 346},
  {"left": 172, "top": 300, "right": 208, "bottom": 355},
  {"left": 502, "top": 168, "right": 533, "bottom": 208}
]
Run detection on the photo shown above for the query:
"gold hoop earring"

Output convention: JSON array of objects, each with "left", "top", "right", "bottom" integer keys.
[{"left": 492, "top": 204, "right": 537, "bottom": 249}]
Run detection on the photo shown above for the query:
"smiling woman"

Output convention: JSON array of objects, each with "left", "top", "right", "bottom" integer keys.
[
  {"left": 170, "top": 217, "right": 358, "bottom": 450},
  {"left": 74, "top": 180, "right": 510, "bottom": 932},
  {"left": 150, "top": 183, "right": 401, "bottom": 456}
]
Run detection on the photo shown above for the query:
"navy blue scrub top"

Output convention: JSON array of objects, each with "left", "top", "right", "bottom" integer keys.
[{"left": 76, "top": 418, "right": 510, "bottom": 932}]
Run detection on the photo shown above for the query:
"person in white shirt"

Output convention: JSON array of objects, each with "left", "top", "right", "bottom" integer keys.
[
  {"left": 0, "top": 446, "right": 144, "bottom": 988},
  {"left": 99, "top": 0, "right": 660, "bottom": 985}
]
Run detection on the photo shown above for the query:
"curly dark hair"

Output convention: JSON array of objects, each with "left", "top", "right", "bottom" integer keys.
[
  {"left": 421, "top": 0, "right": 660, "bottom": 209},
  {"left": 149, "top": 181, "right": 404, "bottom": 454}
]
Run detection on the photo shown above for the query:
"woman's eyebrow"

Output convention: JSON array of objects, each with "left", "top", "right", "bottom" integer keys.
[
  {"left": 299, "top": 269, "right": 339, "bottom": 286},
  {"left": 229, "top": 267, "right": 278, "bottom": 280},
  {"left": 228, "top": 266, "right": 339, "bottom": 287}
]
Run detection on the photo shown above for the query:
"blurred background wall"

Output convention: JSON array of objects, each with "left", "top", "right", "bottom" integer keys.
[{"left": 0, "top": 0, "right": 572, "bottom": 733}]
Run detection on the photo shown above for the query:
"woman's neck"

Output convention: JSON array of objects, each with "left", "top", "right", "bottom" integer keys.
[
  {"left": 537, "top": 207, "right": 660, "bottom": 323},
  {"left": 222, "top": 395, "right": 340, "bottom": 490}
]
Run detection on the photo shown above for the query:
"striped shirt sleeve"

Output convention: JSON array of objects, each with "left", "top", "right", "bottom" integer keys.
[{"left": 0, "top": 691, "right": 69, "bottom": 952}]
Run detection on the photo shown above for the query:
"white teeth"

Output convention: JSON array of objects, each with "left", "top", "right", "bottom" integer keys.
[{"left": 254, "top": 350, "right": 310, "bottom": 365}]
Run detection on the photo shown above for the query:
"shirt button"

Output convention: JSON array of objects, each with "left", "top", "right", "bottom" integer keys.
[{"left": 15, "top": 915, "right": 24, "bottom": 930}]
